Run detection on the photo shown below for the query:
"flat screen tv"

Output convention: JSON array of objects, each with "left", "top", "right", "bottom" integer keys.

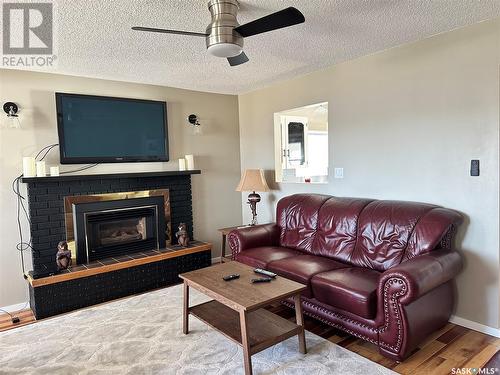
[{"left": 56, "top": 93, "right": 168, "bottom": 164}]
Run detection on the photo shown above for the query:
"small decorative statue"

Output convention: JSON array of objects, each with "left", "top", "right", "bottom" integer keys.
[
  {"left": 56, "top": 241, "right": 72, "bottom": 270},
  {"left": 175, "top": 223, "right": 190, "bottom": 247}
]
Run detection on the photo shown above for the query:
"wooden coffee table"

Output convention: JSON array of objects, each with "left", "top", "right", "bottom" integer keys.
[{"left": 180, "top": 261, "right": 307, "bottom": 375}]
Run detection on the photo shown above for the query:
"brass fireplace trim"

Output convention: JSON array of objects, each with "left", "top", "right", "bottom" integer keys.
[{"left": 64, "top": 189, "right": 171, "bottom": 262}]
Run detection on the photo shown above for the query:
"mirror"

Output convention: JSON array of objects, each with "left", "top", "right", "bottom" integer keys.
[{"left": 274, "top": 102, "right": 328, "bottom": 183}]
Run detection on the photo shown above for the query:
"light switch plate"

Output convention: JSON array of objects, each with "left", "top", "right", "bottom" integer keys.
[
  {"left": 470, "top": 160, "right": 480, "bottom": 176},
  {"left": 334, "top": 168, "right": 344, "bottom": 179}
]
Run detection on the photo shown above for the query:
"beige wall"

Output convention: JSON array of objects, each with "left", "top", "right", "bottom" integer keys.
[
  {"left": 238, "top": 20, "right": 500, "bottom": 329},
  {"left": 0, "top": 70, "right": 242, "bottom": 307}
]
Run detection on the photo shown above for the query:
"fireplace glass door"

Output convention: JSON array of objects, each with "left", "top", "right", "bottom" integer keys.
[
  {"left": 94, "top": 217, "right": 147, "bottom": 247},
  {"left": 85, "top": 206, "right": 158, "bottom": 261}
]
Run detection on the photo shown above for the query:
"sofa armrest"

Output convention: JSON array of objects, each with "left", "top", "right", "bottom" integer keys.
[
  {"left": 378, "top": 248, "right": 462, "bottom": 305},
  {"left": 227, "top": 223, "right": 280, "bottom": 259},
  {"left": 376, "top": 248, "right": 462, "bottom": 360}
]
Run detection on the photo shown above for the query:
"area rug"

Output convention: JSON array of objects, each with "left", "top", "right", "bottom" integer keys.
[{"left": 0, "top": 284, "right": 395, "bottom": 374}]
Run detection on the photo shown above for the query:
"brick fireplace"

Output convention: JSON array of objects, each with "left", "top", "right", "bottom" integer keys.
[
  {"left": 22, "top": 171, "right": 212, "bottom": 319},
  {"left": 24, "top": 171, "right": 197, "bottom": 278}
]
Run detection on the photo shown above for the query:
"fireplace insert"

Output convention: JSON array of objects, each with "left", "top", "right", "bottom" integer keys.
[{"left": 72, "top": 196, "right": 166, "bottom": 264}]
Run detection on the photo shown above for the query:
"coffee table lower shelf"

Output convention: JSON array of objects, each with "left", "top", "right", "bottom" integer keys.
[{"left": 190, "top": 300, "right": 301, "bottom": 355}]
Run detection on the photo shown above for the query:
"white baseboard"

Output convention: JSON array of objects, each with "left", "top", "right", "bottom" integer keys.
[
  {"left": 211, "top": 257, "right": 220, "bottom": 264},
  {"left": 450, "top": 315, "right": 500, "bottom": 338},
  {"left": 0, "top": 302, "right": 29, "bottom": 314}
]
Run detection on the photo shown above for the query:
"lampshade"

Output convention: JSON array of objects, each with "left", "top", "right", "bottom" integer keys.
[{"left": 236, "top": 169, "right": 270, "bottom": 192}]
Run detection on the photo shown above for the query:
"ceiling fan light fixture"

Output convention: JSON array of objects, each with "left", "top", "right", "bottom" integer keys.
[
  {"left": 132, "top": 0, "right": 304, "bottom": 67},
  {"left": 207, "top": 43, "right": 243, "bottom": 58}
]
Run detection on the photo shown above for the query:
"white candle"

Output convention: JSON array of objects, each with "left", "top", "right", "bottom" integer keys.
[
  {"left": 36, "top": 161, "right": 46, "bottom": 177},
  {"left": 185, "top": 154, "right": 194, "bottom": 170},
  {"left": 22, "top": 157, "right": 36, "bottom": 177},
  {"left": 50, "top": 166, "right": 60, "bottom": 176},
  {"left": 178, "top": 158, "right": 186, "bottom": 171}
]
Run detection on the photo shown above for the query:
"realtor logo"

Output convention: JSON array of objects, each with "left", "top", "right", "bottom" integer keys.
[
  {"left": 3, "top": 2, "right": 53, "bottom": 54},
  {"left": 2, "top": 2, "right": 56, "bottom": 67}
]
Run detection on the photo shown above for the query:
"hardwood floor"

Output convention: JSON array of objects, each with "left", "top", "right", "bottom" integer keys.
[
  {"left": 1, "top": 304, "right": 499, "bottom": 374},
  {"left": 267, "top": 304, "right": 500, "bottom": 374},
  {"left": 0, "top": 309, "right": 35, "bottom": 332}
]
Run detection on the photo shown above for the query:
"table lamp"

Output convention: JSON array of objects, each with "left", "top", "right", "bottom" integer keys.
[{"left": 236, "top": 169, "right": 270, "bottom": 225}]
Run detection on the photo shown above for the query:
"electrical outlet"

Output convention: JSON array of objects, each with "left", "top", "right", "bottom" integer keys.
[
  {"left": 470, "top": 160, "right": 480, "bottom": 176},
  {"left": 334, "top": 168, "right": 344, "bottom": 179}
]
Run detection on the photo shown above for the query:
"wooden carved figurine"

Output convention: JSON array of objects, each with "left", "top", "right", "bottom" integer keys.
[
  {"left": 175, "top": 223, "right": 190, "bottom": 247},
  {"left": 56, "top": 241, "right": 72, "bottom": 270}
]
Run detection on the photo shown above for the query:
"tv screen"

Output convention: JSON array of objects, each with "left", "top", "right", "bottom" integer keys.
[{"left": 56, "top": 93, "right": 168, "bottom": 164}]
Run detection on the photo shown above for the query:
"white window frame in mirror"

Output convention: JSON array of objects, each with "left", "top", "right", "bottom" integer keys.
[{"left": 274, "top": 102, "right": 328, "bottom": 184}]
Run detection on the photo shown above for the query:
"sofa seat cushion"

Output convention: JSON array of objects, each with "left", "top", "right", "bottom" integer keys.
[
  {"left": 267, "top": 255, "right": 349, "bottom": 298},
  {"left": 235, "top": 246, "right": 302, "bottom": 269},
  {"left": 311, "top": 268, "right": 380, "bottom": 319}
]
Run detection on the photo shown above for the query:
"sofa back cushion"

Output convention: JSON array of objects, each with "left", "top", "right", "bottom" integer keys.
[
  {"left": 277, "top": 194, "right": 331, "bottom": 252},
  {"left": 310, "top": 197, "right": 373, "bottom": 262},
  {"left": 350, "top": 200, "right": 438, "bottom": 271},
  {"left": 276, "top": 194, "right": 463, "bottom": 271}
]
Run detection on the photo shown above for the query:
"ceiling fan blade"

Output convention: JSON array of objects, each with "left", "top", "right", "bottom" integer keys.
[
  {"left": 132, "top": 26, "right": 208, "bottom": 37},
  {"left": 227, "top": 51, "right": 249, "bottom": 66},
  {"left": 233, "top": 7, "right": 305, "bottom": 38}
]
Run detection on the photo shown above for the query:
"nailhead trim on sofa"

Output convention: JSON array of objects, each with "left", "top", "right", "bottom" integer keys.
[
  {"left": 281, "top": 277, "right": 408, "bottom": 355},
  {"left": 282, "top": 299, "right": 379, "bottom": 344},
  {"left": 378, "top": 277, "right": 407, "bottom": 352}
]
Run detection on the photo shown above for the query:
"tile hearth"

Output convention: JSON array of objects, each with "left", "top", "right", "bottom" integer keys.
[
  {"left": 40, "top": 241, "right": 207, "bottom": 275},
  {"left": 27, "top": 241, "right": 212, "bottom": 318}
]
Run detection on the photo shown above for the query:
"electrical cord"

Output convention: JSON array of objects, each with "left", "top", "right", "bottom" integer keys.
[
  {"left": 35, "top": 143, "right": 58, "bottom": 161},
  {"left": 60, "top": 163, "right": 99, "bottom": 174},
  {"left": 13, "top": 143, "right": 99, "bottom": 258},
  {"left": 6, "top": 143, "right": 99, "bottom": 323},
  {"left": 0, "top": 302, "right": 28, "bottom": 321}
]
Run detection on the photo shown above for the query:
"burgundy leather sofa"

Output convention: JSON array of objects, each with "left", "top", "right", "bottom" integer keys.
[{"left": 228, "top": 194, "right": 463, "bottom": 361}]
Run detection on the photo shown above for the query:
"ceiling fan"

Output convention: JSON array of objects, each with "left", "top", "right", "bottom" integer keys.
[{"left": 132, "top": 0, "right": 305, "bottom": 66}]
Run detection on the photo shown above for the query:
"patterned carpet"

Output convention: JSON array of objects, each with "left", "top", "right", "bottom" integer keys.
[{"left": 0, "top": 285, "right": 395, "bottom": 374}]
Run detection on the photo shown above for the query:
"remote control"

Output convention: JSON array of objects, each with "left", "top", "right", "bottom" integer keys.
[
  {"left": 251, "top": 278, "right": 272, "bottom": 283},
  {"left": 223, "top": 274, "right": 240, "bottom": 281},
  {"left": 254, "top": 268, "right": 277, "bottom": 278}
]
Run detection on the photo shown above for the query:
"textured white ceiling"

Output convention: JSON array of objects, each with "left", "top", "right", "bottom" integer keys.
[{"left": 5, "top": 0, "right": 500, "bottom": 94}]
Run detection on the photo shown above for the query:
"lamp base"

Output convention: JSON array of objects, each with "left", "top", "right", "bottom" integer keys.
[{"left": 247, "top": 191, "right": 261, "bottom": 226}]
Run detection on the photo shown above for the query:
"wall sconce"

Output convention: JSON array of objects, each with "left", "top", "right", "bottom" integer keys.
[
  {"left": 3, "top": 102, "right": 21, "bottom": 128},
  {"left": 187, "top": 114, "right": 202, "bottom": 135}
]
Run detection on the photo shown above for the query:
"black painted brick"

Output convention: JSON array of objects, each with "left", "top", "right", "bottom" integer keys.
[
  {"left": 69, "top": 185, "right": 95, "bottom": 193},
  {"left": 50, "top": 227, "right": 65, "bottom": 235},
  {"left": 29, "top": 250, "right": 210, "bottom": 319},
  {"left": 33, "top": 229, "right": 49, "bottom": 237},
  {"left": 29, "top": 201, "right": 48, "bottom": 209},
  {"left": 48, "top": 200, "right": 63, "bottom": 208},
  {"left": 37, "top": 207, "right": 61, "bottom": 216},
  {"left": 31, "top": 215, "right": 49, "bottom": 224},
  {"left": 30, "top": 187, "right": 48, "bottom": 195},
  {"left": 47, "top": 186, "right": 70, "bottom": 194},
  {"left": 37, "top": 221, "right": 59, "bottom": 230},
  {"left": 49, "top": 213, "right": 65, "bottom": 222},
  {"left": 25, "top": 174, "right": 194, "bottom": 277},
  {"left": 35, "top": 194, "right": 57, "bottom": 202}
]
